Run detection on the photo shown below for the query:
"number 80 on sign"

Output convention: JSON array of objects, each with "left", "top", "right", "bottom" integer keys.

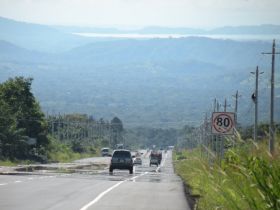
[{"left": 212, "top": 112, "right": 235, "bottom": 135}]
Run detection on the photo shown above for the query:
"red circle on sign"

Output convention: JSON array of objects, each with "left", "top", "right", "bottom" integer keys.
[{"left": 213, "top": 113, "right": 234, "bottom": 133}]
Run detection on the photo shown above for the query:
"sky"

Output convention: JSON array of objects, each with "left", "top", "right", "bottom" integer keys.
[{"left": 0, "top": 0, "right": 280, "bottom": 28}]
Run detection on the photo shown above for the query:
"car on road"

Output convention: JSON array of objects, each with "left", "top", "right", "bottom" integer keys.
[
  {"left": 116, "top": 143, "right": 124, "bottom": 149},
  {"left": 133, "top": 157, "right": 142, "bottom": 165},
  {"left": 101, "top": 147, "right": 110, "bottom": 157},
  {"left": 109, "top": 149, "right": 134, "bottom": 174}
]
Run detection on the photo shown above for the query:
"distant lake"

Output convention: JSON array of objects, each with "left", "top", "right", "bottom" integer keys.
[{"left": 74, "top": 33, "right": 280, "bottom": 41}]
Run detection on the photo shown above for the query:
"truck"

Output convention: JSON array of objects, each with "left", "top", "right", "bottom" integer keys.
[{"left": 149, "top": 151, "right": 162, "bottom": 166}]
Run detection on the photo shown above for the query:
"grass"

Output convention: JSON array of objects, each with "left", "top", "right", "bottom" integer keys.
[
  {"left": 0, "top": 137, "right": 100, "bottom": 166},
  {"left": 0, "top": 151, "right": 96, "bottom": 166},
  {"left": 0, "top": 159, "right": 34, "bottom": 166},
  {"left": 46, "top": 137, "right": 99, "bottom": 163},
  {"left": 47, "top": 149, "right": 96, "bottom": 163},
  {"left": 174, "top": 134, "right": 280, "bottom": 210},
  {"left": 0, "top": 160, "right": 18, "bottom": 166}
]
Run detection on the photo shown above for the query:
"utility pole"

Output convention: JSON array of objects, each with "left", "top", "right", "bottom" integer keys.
[
  {"left": 204, "top": 113, "right": 208, "bottom": 150},
  {"left": 213, "top": 98, "right": 217, "bottom": 112},
  {"left": 251, "top": 66, "right": 264, "bottom": 141},
  {"left": 223, "top": 98, "right": 230, "bottom": 112},
  {"left": 216, "top": 101, "right": 220, "bottom": 112},
  {"left": 51, "top": 118, "right": 54, "bottom": 136},
  {"left": 262, "top": 39, "right": 280, "bottom": 154},
  {"left": 232, "top": 90, "right": 241, "bottom": 124}
]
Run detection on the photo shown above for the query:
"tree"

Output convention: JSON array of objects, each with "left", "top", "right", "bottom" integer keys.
[{"left": 0, "top": 77, "right": 49, "bottom": 160}]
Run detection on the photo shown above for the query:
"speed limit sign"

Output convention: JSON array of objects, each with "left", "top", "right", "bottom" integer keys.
[{"left": 212, "top": 112, "right": 235, "bottom": 135}]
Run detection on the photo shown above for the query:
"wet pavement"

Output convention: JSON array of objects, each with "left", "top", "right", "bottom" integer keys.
[{"left": 0, "top": 150, "right": 190, "bottom": 210}]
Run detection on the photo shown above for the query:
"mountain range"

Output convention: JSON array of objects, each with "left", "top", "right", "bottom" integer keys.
[{"left": 0, "top": 16, "right": 279, "bottom": 127}]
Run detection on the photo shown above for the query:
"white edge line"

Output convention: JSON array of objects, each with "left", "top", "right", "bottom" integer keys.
[
  {"left": 80, "top": 172, "right": 148, "bottom": 210},
  {"left": 156, "top": 153, "right": 168, "bottom": 172},
  {"left": 0, "top": 183, "right": 8, "bottom": 186}
]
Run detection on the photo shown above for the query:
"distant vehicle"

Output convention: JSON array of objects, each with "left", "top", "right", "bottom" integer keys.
[
  {"left": 109, "top": 149, "right": 133, "bottom": 174},
  {"left": 133, "top": 157, "right": 142, "bottom": 165},
  {"left": 149, "top": 151, "right": 162, "bottom": 166},
  {"left": 150, "top": 155, "right": 159, "bottom": 166},
  {"left": 101, "top": 147, "right": 110, "bottom": 157},
  {"left": 116, "top": 144, "right": 124, "bottom": 149},
  {"left": 168, "top": 146, "right": 174, "bottom": 150}
]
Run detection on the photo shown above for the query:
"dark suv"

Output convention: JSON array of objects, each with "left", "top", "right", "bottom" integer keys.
[{"left": 109, "top": 150, "right": 133, "bottom": 174}]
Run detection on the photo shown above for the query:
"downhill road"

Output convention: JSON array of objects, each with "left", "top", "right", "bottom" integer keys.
[{"left": 0, "top": 150, "right": 190, "bottom": 210}]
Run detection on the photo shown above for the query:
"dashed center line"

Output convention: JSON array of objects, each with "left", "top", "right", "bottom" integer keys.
[
  {"left": 80, "top": 172, "right": 148, "bottom": 210},
  {"left": 14, "top": 180, "right": 22, "bottom": 183},
  {"left": 0, "top": 183, "right": 8, "bottom": 186},
  {"left": 80, "top": 155, "right": 168, "bottom": 210}
]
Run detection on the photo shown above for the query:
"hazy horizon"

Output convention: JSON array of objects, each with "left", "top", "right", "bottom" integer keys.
[{"left": 0, "top": 0, "right": 280, "bottom": 28}]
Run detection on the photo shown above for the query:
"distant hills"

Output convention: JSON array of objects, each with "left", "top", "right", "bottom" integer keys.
[
  {"left": 208, "top": 25, "right": 280, "bottom": 35},
  {"left": 0, "top": 17, "right": 96, "bottom": 52},
  {"left": 56, "top": 24, "right": 280, "bottom": 35},
  {"left": 1, "top": 16, "right": 280, "bottom": 53},
  {"left": 0, "top": 16, "right": 279, "bottom": 127}
]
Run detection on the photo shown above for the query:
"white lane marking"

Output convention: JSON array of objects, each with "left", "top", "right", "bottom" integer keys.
[
  {"left": 80, "top": 181, "right": 124, "bottom": 210},
  {"left": 28, "top": 177, "right": 34, "bottom": 180},
  {"left": 156, "top": 165, "right": 160, "bottom": 172},
  {"left": 130, "top": 172, "right": 148, "bottom": 182},
  {"left": 156, "top": 153, "right": 168, "bottom": 173},
  {"left": 14, "top": 180, "right": 22, "bottom": 183},
  {"left": 61, "top": 174, "right": 71, "bottom": 177},
  {"left": 0, "top": 183, "right": 8, "bottom": 186},
  {"left": 80, "top": 172, "right": 148, "bottom": 210},
  {"left": 98, "top": 169, "right": 109, "bottom": 174}
]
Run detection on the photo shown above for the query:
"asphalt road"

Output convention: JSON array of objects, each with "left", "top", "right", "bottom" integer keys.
[{"left": 0, "top": 150, "right": 190, "bottom": 210}]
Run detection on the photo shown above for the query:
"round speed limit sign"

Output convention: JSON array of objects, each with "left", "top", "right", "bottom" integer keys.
[{"left": 212, "top": 112, "right": 235, "bottom": 135}]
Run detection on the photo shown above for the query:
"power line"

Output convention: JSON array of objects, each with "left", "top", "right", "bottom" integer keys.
[{"left": 232, "top": 90, "right": 241, "bottom": 124}]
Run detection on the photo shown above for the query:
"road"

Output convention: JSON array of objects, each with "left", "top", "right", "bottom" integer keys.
[{"left": 0, "top": 150, "right": 190, "bottom": 210}]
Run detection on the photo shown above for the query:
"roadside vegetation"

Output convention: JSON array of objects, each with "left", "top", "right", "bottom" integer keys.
[
  {"left": 0, "top": 77, "right": 102, "bottom": 165},
  {"left": 0, "top": 76, "right": 181, "bottom": 165},
  {"left": 174, "top": 131, "right": 280, "bottom": 210}
]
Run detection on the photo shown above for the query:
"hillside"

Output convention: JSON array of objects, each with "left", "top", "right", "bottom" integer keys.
[
  {"left": 0, "top": 17, "right": 279, "bottom": 127},
  {"left": 0, "top": 37, "right": 279, "bottom": 127},
  {"left": 0, "top": 16, "right": 95, "bottom": 53}
]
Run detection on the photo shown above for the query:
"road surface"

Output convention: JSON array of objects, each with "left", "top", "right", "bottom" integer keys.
[{"left": 0, "top": 150, "right": 190, "bottom": 210}]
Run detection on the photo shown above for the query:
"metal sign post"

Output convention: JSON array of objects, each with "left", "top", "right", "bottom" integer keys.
[{"left": 211, "top": 112, "right": 235, "bottom": 164}]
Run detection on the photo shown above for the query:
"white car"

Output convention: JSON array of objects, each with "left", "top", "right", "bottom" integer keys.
[
  {"left": 101, "top": 147, "right": 110, "bottom": 157},
  {"left": 133, "top": 157, "right": 142, "bottom": 165}
]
